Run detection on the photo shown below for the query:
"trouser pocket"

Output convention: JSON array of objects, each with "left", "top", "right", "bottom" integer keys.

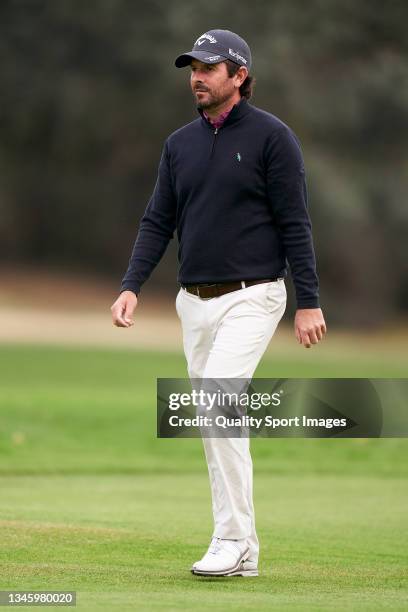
[{"left": 265, "top": 279, "right": 287, "bottom": 314}]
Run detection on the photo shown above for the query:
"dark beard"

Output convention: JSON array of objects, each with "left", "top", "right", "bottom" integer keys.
[{"left": 194, "top": 89, "right": 232, "bottom": 111}]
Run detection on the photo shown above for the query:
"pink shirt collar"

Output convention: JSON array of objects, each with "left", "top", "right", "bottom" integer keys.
[{"left": 203, "top": 107, "right": 233, "bottom": 130}]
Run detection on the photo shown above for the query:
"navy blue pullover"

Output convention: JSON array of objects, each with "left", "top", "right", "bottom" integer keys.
[{"left": 121, "top": 98, "right": 320, "bottom": 308}]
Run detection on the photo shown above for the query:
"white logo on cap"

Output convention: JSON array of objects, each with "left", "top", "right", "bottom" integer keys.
[
  {"left": 229, "top": 48, "right": 247, "bottom": 64},
  {"left": 195, "top": 33, "right": 217, "bottom": 46},
  {"left": 205, "top": 55, "right": 221, "bottom": 61}
]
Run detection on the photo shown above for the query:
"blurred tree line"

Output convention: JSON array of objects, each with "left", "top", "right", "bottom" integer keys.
[{"left": 1, "top": 0, "right": 407, "bottom": 325}]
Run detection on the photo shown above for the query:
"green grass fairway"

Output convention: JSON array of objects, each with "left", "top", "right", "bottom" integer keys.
[
  {"left": 1, "top": 474, "right": 407, "bottom": 610},
  {"left": 0, "top": 344, "right": 407, "bottom": 610}
]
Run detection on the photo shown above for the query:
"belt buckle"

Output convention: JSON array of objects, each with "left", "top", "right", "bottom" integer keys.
[{"left": 197, "top": 283, "right": 217, "bottom": 298}]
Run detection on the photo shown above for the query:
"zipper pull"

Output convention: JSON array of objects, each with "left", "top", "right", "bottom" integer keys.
[{"left": 210, "top": 127, "right": 218, "bottom": 159}]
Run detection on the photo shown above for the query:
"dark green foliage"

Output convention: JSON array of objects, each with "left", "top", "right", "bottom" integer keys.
[{"left": 1, "top": 1, "right": 407, "bottom": 323}]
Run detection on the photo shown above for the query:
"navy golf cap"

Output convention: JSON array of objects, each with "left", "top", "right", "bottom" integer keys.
[{"left": 175, "top": 29, "right": 252, "bottom": 70}]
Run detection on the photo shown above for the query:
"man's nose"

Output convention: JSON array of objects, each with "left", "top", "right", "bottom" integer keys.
[{"left": 191, "top": 71, "right": 205, "bottom": 83}]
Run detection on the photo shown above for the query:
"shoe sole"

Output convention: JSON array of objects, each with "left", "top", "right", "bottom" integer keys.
[
  {"left": 191, "top": 549, "right": 251, "bottom": 577},
  {"left": 225, "top": 568, "right": 259, "bottom": 577},
  {"left": 191, "top": 568, "right": 258, "bottom": 577}
]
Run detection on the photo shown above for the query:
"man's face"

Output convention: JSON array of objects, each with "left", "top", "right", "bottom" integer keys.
[{"left": 190, "top": 59, "right": 238, "bottom": 110}]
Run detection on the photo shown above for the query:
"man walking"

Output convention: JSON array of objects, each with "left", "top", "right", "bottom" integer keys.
[{"left": 111, "top": 29, "right": 326, "bottom": 577}]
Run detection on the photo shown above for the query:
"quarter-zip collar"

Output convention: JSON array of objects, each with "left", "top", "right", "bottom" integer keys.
[
  {"left": 202, "top": 107, "right": 232, "bottom": 130},
  {"left": 198, "top": 97, "right": 251, "bottom": 130}
]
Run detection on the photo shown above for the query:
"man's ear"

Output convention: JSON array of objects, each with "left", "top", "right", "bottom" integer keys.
[{"left": 235, "top": 66, "right": 248, "bottom": 87}]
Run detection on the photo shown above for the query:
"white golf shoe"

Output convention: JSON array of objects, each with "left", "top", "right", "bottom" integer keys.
[
  {"left": 191, "top": 537, "right": 257, "bottom": 577},
  {"left": 226, "top": 559, "right": 259, "bottom": 577}
]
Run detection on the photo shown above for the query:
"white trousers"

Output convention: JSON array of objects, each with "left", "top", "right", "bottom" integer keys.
[{"left": 175, "top": 279, "right": 287, "bottom": 564}]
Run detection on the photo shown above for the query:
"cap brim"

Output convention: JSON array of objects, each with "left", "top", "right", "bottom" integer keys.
[{"left": 175, "top": 50, "right": 228, "bottom": 68}]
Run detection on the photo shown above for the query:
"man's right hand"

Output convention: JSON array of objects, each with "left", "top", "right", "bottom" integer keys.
[{"left": 110, "top": 290, "right": 138, "bottom": 328}]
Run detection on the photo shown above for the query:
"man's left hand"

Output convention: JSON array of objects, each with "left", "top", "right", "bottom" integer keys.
[{"left": 294, "top": 308, "right": 327, "bottom": 348}]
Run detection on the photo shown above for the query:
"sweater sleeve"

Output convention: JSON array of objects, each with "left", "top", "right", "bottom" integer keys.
[
  {"left": 120, "top": 140, "right": 176, "bottom": 295},
  {"left": 265, "top": 126, "right": 320, "bottom": 309}
]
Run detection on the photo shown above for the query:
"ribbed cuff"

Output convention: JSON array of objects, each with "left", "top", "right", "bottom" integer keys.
[
  {"left": 120, "top": 283, "right": 140, "bottom": 296},
  {"left": 296, "top": 298, "right": 320, "bottom": 309}
]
